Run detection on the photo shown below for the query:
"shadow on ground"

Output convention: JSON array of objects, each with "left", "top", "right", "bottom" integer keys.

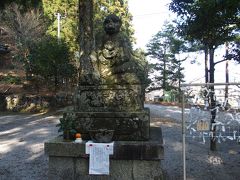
[
  {"left": 146, "top": 104, "right": 240, "bottom": 180},
  {"left": 0, "top": 113, "right": 59, "bottom": 180},
  {"left": 1, "top": 104, "right": 240, "bottom": 180}
]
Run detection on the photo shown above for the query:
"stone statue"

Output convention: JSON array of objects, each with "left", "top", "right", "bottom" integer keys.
[
  {"left": 69, "top": 14, "right": 150, "bottom": 141},
  {"left": 74, "top": 14, "right": 148, "bottom": 112},
  {"left": 94, "top": 14, "right": 146, "bottom": 85}
]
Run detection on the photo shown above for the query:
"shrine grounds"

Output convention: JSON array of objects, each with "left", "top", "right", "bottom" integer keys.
[{"left": 0, "top": 104, "right": 240, "bottom": 180}]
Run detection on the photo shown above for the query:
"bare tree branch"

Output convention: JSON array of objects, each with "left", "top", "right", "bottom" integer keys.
[
  {"left": 214, "top": 58, "right": 229, "bottom": 66},
  {"left": 2, "top": 3, "right": 45, "bottom": 45}
]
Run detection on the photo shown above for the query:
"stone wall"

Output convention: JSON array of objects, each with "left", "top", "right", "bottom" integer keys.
[{"left": 0, "top": 93, "right": 73, "bottom": 112}]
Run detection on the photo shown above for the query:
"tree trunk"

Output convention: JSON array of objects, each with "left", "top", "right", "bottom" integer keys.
[
  {"left": 54, "top": 70, "right": 58, "bottom": 92},
  {"left": 209, "top": 47, "right": 216, "bottom": 151},
  {"left": 204, "top": 47, "right": 209, "bottom": 83},
  {"left": 78, "top": 0, "right": 95, "bottom": 84},
  {"left": 163, "top": 59, "right": 166, "bottom": 93},
  {"left": 178, "top": 70, "right": 181, "bottom": 103},
  {"left": 162, "top": 47, "right": 167, "bottom": 95}
]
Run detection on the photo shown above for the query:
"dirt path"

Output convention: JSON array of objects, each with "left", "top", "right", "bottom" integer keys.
[
  {"left": 147, "top": 104, "right": 240, "bottom": 180},
  {"left": 0, "top": 105, "right": 240, "bottom": 180},
  {"left": 0, "top": 113, "right": 59, "bottom": 180}
]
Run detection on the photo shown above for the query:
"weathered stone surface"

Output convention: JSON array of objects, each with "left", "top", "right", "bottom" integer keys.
[
  {"left": 95, "top": 14, "right": 146, "bottom": 84},
  {"left": 48, "top": 158, "right": 164, "bottom": 180},
  {"left": 60, "top": 14, "right": 150, "bottom": 141},
  {"left": 74, "top": 85, "right": 144, "bottom": 112},
  {"left": 74, "top": 14, "right": 146, "bottom": 112},
  {"left": 45, "top": 127, "right": 164, "bottom": 180},
  {"left": 66, "top": 109, "right": 150, "bottom": 141},
  {"left": 45, "top": 127, "right": 163, "bottom": 160},
  {"left": 48, "top": 157, "right": 74, "bottom": 180},
  {"left": 45, "top": 137, "right": 86, "bottom": 157},
  {"left": 0, "top": 43, "right": 9, "bottom": 54}
]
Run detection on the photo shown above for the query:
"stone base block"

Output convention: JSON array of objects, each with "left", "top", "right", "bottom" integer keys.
[
  {"left": 48, "top": 157, "right": 164, "bottom": 180},
  {"left": 45, "top": 127, "right": 164, "bottom": 180},
  {"left": 73, "top": 109, "right": 150, "bottom": 141},
  {"left": 74, "top": 85, "right": 144, "bottom": 112}
]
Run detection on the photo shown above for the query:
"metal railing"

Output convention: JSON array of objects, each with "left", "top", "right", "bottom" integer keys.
[{"left": 181, "top": 82, "right": 240, "bottom": 180}]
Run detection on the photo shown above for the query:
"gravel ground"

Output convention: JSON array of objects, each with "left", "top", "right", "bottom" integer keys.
[
  {"left": 0, "top": 104, "right": 240, "bottom": 180},
  {"left": 0, "top": 113, "right": 59, "bottom": 180},
  {"left": 146, "top": 104, "right": 240, "bottom": 180}
]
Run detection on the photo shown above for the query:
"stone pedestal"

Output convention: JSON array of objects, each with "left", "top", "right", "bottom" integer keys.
[
  {"left": 68, "top": 85, "right": 149, "bottom": 141},
  {"left": 45, "top": 127, "right": 164, "bottom": 180},
  {"left": 69, "top": 109, "right": 150, "bottom": 141}
]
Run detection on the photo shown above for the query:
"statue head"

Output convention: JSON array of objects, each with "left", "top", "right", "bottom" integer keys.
[{"left": 104, "top": 14, "right": 122, "bottom": 35}]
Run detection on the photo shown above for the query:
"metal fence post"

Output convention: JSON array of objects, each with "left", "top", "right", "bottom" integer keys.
[{"left": 182, "top": 91, "right": 186, "bottom": 180}]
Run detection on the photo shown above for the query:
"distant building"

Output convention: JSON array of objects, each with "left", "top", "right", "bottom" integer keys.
[{"left": 145, "top": 90, "right": 163, "bottom": 102}]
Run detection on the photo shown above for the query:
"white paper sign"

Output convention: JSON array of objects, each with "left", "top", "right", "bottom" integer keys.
[{"left": 86, "top": 141, "right": 114, "bottom": 175}]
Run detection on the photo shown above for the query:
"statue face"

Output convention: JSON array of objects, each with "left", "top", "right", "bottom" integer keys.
[
  {"left": 102, "top": 41, "right": 119, "bottom": 59},
  {"left": 104, "top": 14, "right": 122, "bottom": 35}
]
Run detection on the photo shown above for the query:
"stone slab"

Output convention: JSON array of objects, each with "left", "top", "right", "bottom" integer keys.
[
  {"left": 45, "top": 127, "right": 163, "bottom": 160},
  {"left": 45, "top": 127, "right": 164, "bottom": 180},
  {"left": 73, "top": 109, "right": 150, "bottom": 141},
  {"left": 74, "top": 85, "right": 144, "bottom": 112},
  {"left": 48, "top": 158, "right": 164, "bottom": 180}
]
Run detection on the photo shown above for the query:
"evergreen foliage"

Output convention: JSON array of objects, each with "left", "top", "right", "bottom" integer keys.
[
  {"left": 0, "top": 0, "right": 137, "bottom": 91},
  {"left": 170, "top": 0, "right": 239, "bottom": 49},
  {"left": 146, "top": 22, "right": 185, "bottom": 92},
  {"left": 170, "top": 0, "right": 240, "bottom": 151},
  {"left": 42, "top": 0, "right": 78, "bottom": 52},
  {"left": 41, "top": 0, "right": 135, "bottom": 53},
  {"left": 0, "top": 0, "right": 41, "bottom": 9},
  {"left": 29, "top": 36, "right": 76, "bottom": 89}
]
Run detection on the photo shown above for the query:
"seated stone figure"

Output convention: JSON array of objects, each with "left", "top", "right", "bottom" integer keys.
[
  {"left": 74, "top": 14, "right": 147, "bottom": 112},
  {"left": 69, "top": 14, "right": 150, "bottom": 141},
  {"left": 94, "top": 14, "right": 145, "bottom": 85}
]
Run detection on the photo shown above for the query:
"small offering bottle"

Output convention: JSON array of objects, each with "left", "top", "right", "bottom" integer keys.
[{"left": 74, "top": 133, "right": 83, "bottom": 143}]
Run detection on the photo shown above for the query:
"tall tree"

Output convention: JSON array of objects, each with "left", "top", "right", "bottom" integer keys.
[
  {"left": 1, "top": 3, "right": 45, "bottom": 79},
  {"left": 170, "top": 0, "right": 240, "bottom": 150},
  {"left": 230, "top": 41, "right": 240, "bottom": 62},
  {"left": 78, "top": 0, "right": 98, "bottom": 85},
  {"left": 42, "top": 0, "right": 135, "bottom": 80},
  {"left": 146, "top": 22, "right": 185, "bottom": 96},
  {"left": 42, "top": 0, "right": 135, "bottom": 51},
  {"left": 229, "top": 24, "right": 240, "bottom": 62},
  {"left": 0, "top": 0, "right": 42, "bottom": 9},
  {"left": 42, "top": 0, "right": 78, "bottom": 52},
  {"left": 29, "top": 36, "right": 76, "bottom": 91}
]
